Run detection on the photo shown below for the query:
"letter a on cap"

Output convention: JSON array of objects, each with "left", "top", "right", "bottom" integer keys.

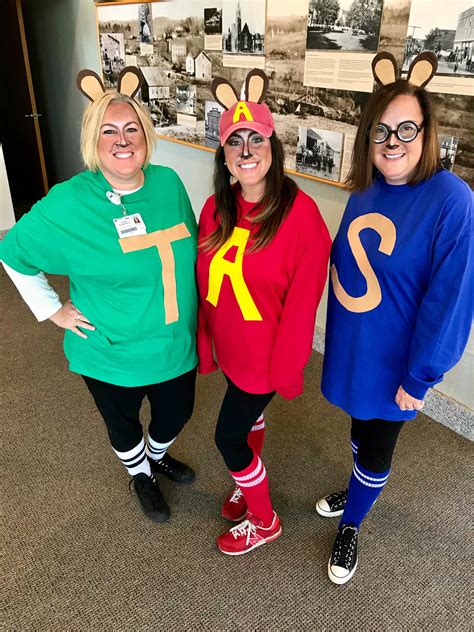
[{"left": 233, "top": 102, "right": 254, "bottom": 124}]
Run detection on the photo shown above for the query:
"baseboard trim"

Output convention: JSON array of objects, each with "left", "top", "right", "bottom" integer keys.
[{"left": 312, "top": 327, "right": 473, "bottom": 441}]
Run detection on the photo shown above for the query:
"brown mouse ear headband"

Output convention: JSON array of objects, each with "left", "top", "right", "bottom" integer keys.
[
  {"left": 211, "top": 76, "right": 240, "bottom": 111},
  {"left": 211, "top": 68, "right": 270, "bottom": 110},
  {"left": 372, "top": 51, "right": 438, "bottom": 88},
  {"left": 244, "top": 68, "right": 269, "bottom": 103},
  {"left": 76, "top": 70, "right": 105, "bottom": 101},
  {"left": 406, "top": 51, "right": 438, "bottom": 88},
  {"left": 76, "top": 66, "right": 144, "bottom": 101}
]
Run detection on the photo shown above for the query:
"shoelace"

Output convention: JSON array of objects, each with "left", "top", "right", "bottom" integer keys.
[
  {"left": 333, "top": 527, "right": 357, "bottom": 566},
  {"left": 230, "top": 519, "right": 257, "bottom": 545},
  {"left": 130, "top": 476, "right": 162, "bottom": 508},
  {"left": 327, "top": 489, "right": 347, "bottom": 507},
  {"left": 230, "top": 487, "right": 243, "bottom": 504}
]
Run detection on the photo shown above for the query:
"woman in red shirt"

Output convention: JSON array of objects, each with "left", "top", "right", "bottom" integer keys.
[{"left": 197, "top": 69, "right": 331, "bottom": 555}]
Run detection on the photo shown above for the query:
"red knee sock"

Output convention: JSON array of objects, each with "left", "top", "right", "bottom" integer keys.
[
  {"left": 230, "top": 452, "right": 273, "bottom": 526},
  {"left": 247, "top": 414, "right": 266, "bottom": 456}
]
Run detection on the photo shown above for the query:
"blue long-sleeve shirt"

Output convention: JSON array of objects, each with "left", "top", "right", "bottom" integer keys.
[{"left": 322, "top": 169, "right": 473, "bottom": 421}]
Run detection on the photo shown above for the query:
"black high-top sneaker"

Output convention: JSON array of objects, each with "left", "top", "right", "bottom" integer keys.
[
  {"left": 149, "top": 452, "right": 195, "bottom": 484},
  {"left": 328, "top": 524, "right": 359, "bottom": 585},
  {"left": 132, "top": 473, "right": 170, "bottom": 522}
]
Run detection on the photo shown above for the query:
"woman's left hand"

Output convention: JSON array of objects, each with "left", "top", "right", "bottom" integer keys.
[{"left": 395, "top": 386, "right": 424, "bottom": 411}]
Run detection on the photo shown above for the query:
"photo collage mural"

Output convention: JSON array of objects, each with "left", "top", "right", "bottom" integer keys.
[{"left": 96, "top": 0, "right": 474, "bottom": 187}]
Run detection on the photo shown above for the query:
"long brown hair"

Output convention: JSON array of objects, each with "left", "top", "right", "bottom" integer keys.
[
  {"left": 200, "top": 132, "right": 298, "bottom": 253},
  {"left": 346, "top": 80, "right": 440, "bottom": 192}
]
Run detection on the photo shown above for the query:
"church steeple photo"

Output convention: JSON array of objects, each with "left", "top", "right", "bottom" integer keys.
[
  {"left": 237, "top": 0, "right": 242, "bottom": 41},
  {"left": 223, "top": 0, "right": 264, "bottom": 55}
]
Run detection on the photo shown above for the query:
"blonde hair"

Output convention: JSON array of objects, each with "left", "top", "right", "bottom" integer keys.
[{"left": 80, "top": 91, "right": 157, "bottom": 171}]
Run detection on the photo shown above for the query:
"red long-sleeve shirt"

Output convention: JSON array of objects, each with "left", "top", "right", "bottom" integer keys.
[{"left": 197, "top": 188, "right": 331, "bottom": 399}]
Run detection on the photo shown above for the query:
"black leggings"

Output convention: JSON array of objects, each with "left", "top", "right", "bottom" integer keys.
[
  {"left": 82, "top": 367, "right": 197, "bottom": 453},
  {"left": 351, "top": 417, "right": 405, "bottom": 473},
  {"left": 215, "top": 375, "right": 275, "bottom": 472}
]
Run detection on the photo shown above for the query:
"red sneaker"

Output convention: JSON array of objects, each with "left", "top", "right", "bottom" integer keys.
[
  {"left": 217, "top": 511, "right": 282, "bottom": 556},
  {"left": 221, "top": 485, "right": 248, "bottom": 522}
]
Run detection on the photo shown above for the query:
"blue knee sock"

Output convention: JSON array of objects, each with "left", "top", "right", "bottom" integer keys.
[{"left": 340, "top": 461, "right": 390, "bottom": 528}]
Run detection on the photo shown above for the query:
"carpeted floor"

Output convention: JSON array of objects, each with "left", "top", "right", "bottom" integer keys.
[{"left": 1, "top": 271, "right": 473, "bottom": 631}]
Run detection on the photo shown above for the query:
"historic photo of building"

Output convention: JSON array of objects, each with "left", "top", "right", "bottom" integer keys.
[
  {"left": 222, "top": 0, "right": 265, "bottom": 55},
  {"left": 139, "top": 66, "right": 173, "bottom": 127},
  {"left": 176, "top": 84, "right": 197, "bottom": 116},
  {"left": 440, "top": 135, "right": 460, "bottom": 171},
  {"left": 205, "top": 100, "right": 224, "bottom": 148},
  {"left": 403, "top": 1, "right": 473, "bottom": 76},
  {"left": 296, "top": 127, "right": 343, "bottom": 182},
  {"left": 186, "top": 50, "right": 213, "bottom": 81},
  {"left": 138, "top": 3, "right": 152, "bottom": 44},
  {"left": 100, "top": 32, "right": 126, "bottom": 86}
]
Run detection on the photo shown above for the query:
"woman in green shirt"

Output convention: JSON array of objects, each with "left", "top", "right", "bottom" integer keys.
[{"left": 1, "top": 68, "right": 198, "bottom": 523}]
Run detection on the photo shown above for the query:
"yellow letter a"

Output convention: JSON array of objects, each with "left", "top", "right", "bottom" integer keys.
[
  {"left": 206, "top": 227, "right": 262, "bottom": 321},
  {"left": 233, "top": 101, "right": 254, "bottom": 124}
]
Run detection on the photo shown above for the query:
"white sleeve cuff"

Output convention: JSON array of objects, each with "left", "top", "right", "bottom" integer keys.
[{"left": 2, "top": 262, "right": 62, "bottom": 321}]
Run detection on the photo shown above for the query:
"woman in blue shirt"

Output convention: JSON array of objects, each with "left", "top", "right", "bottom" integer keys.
[{"left": 318, "top": 52, "right": 472, "bottom": 584}]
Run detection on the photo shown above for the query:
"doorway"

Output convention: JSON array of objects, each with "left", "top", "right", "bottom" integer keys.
[{"left": 0, "top": 0, "right": 48, "bottom": 221}]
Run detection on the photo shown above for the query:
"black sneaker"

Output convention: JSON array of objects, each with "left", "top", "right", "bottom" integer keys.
[
  {"left": 316, "top": 489, "right": 347, "bottom": 517},
  {"left": 132, "top": 473, "right": 170, "bottom": 523},
  {"left": 149, "top": 452, "right": 195, "bottom": 484},
  {"left": 328, "top": 524, "right": 359, "bottom": 585}
]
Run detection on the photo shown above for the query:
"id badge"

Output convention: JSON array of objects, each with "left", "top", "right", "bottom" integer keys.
[{"left": 113, "top": 213, "right": 147, "bottom": 238}]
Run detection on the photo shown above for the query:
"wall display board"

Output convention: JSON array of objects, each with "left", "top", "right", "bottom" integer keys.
[{"left": 95, "top": 0, "right": 474, "bottom": 188}]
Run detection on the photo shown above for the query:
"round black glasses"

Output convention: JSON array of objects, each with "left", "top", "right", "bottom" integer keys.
[{"left": 372, "top": 121, "right": 424, "bottom": 144}]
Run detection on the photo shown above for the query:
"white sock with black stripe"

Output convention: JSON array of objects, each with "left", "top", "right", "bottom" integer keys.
[
  {"left": 146, "top": 435, "right": 176, "bottom": 463},
  {"left": 113, "top": 438, "right": 152, "bottom": 477}
]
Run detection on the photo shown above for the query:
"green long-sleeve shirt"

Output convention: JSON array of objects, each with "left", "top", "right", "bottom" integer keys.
[{"left": 1, "top": 165, "right": 198, "bottom": 386}]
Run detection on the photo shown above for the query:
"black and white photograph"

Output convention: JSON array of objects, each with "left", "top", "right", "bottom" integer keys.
[
  {"left": 267, "top": 0, "right": 308, "bottom": 60},
  {"left": 378, "top": 0, "right": 412, "bottom": 66},
  {"left": 403, "top": 1, "right": 474, "bottom": 76},
  {"left": 222, "top": 0, "right": 265, "bottom": 55},
  {"left": 204, "top": 100, "right": 225, "bottom": 148},
  {"left": 306, "top": 0, "right": 384, "bottom": 52},
  {"left": 140, "top": 66, "right": 174, "bottom": 127},
  {"left": 186, "top": 50, "right": 213, "bottom": 81},
  {"left": 296, "top": 126, "right": 344, "bottom": 182},
  {"left": 98, "top": 5, "right": 149, "bottom": 67},
  {"left": 439, "top": 135, "right": 460, "bottom": 171},
  {"left": 176, "top": 84, "right": 197, "bottom": 116},
  {"left": 205, "top": 8, "right": 222, "bottom": 34},
  {"left": 266, "top": 53, "right": 369, "bottom": 171},
  {"left": 138, "top": 3, "right": 153, "bottom": 44},
  {"left": 98, "top": 1, "right": 216, "bottom": 135},
  {"left": 100, "top": 32, "right": 126, "bottom": 86},
  {"left": 434, "top": 92, "right": 473, "bottom": 186},
  {"left": 266, "top": 0, "right": 369, "bottom": 178}
]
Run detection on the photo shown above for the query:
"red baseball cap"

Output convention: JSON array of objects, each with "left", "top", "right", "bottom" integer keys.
[{"left": 219, "top": 100, "right": 275, "bottom": 146}]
